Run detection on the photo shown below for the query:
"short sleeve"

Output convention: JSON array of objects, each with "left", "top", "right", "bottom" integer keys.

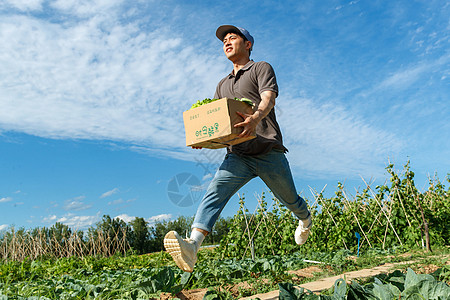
[
  {"left": 256, "top": 62, "right": 278, "bottom": 97},
  {"left": 214, "top": 84, "right": 220, "bottom": 99}
]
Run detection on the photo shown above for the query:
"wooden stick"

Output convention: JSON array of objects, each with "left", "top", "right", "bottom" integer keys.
[
  {"left": 360, "top": 176, "right": 403, "bottom": 246},
  {"left": 394, "top": 187, "right": 413, "bottom": 227},
  {"left": 310, "top": 187, "right": 349, "bottom": 250},
  {"left": 342, "top": 188, "right": 373, "bottom": 248},
  {"left": 413, "top": 189, "right": 432, "bottom": 252}
]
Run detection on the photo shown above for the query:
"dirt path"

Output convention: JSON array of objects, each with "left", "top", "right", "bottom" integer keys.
[
  {"left": 162, "top": 254, "right": 449, "bottom": 300},
  {"left": 241, "top": 261, "right": 416, "bottom": 300},
  {"left": 242, "top": 256, "right": 450, "bottom": 300}
]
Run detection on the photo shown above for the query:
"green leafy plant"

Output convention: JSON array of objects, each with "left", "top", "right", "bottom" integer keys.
[
  {"left": 190, "top": 97, "right": 254, "bottom": 109},
  {"left": 235, "top": 97, "right": 253, "bottom": 107},
  {"left": 190, "top": 98, "right": 219, "bottom": 109},
  {"left": 279, "top": 268, "right": 450, "bottom": 300}
]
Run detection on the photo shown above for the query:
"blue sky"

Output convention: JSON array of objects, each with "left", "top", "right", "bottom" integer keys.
[{"left": 0, "top": 0, "right": 449, "bottom": 231}]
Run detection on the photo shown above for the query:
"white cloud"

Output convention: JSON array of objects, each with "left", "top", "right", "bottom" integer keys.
[
  {"left": 100, "top": 188, "right": 119, "bottom": 198},
  {"left": 0, "top": 7, "right": 227, "bottom": 152},
  {"left": 375, "top": 54, "right": 450, "bottom": 92},
  {"left": 108, "top": 199, "right": 124, "bottom": 205},
  {"left": 114, "top": 214, "right": 134, "bottom": 223},
  {"left": 42, "top": 212, "right": 99, "bottom": 228},
  {"left": 0, "top": 224, "right": 8, "bottom": 231},
  {"left": 2, "top": 1, "right": 444, "bottom": 181},
  {"left": 56, "top": 213, "right": 100, "bottom": 229},
  {"left": 378, "top": 64, "right": 428, "bottom": 90},
  {"left": 1, "top": 0, "right": 44, "bottom": 11},
  {"left": 50, "top": 0, "right": 123, "bottom": 16},
  {"left": 114, "top": 213, "right": 173, "bottom": 225},
  {"left": 0, "top": 197, "right": 12, "bottom": 203},
  {"left": 278, "top": 96, "right": 402, "bottom": 177},
  {"left": 1, "top": 4, "right": 402, "bottom": 179},
  {"left": 147, "top": 214, "right": 172, "bottom": 226},
  {"left": 42, "top": 215, "right": 57, "bottom": 223},
  {"left": 63, "top": 196, "right": 92, "bottom": 211}
]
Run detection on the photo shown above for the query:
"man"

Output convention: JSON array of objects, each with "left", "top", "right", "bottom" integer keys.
[{"left": 164, "top": 25, "right": 312, "bottom": 273}]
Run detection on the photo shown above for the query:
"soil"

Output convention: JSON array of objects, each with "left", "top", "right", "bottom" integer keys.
[
  {"left": 180, "top": 289, "right": 207, "bottom": 300},
  {"left": 160, "top": 288, "right": 207, "bottom": 300},
  {"left": 158, "top": 254, "right": 449, "bottom": 300},
  {"left": 287, "top": 266, "right": 323, "bottom": 279}
]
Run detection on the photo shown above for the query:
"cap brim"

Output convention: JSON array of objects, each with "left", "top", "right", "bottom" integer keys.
[{"left": 216, "top": 25, "right": 241, "bottom": 41}]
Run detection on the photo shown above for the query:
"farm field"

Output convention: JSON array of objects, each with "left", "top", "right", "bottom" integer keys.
[
  {"left": 1, "top": 162, "right": 449, "bottom": 299},
  {"left": 0, "top": 247, "right": 449, "bottom": 299}
]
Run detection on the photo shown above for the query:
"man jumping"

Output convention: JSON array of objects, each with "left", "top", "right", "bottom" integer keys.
[{"left": 164, "top": 25, "right": 312, "bottom": 273}]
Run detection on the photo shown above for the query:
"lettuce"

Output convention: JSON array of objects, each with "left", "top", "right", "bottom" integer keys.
[
  {"left": 236, "top": 97, "right": 254, "bottom": 107},
  {"left": 189, "top": 97, "right": 254, "bottom": 110},
  {"left": 190, "top": 98, "right": 219, "bottom": 109}
]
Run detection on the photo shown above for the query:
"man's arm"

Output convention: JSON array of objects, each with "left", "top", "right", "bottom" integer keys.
[{"left": 235, "top": 90, "right": 276, "bottom": 138}]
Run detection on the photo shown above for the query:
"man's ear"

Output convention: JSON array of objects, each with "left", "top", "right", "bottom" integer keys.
[{"left": 245, "top": 40, "right": 252, "bottom": 50}]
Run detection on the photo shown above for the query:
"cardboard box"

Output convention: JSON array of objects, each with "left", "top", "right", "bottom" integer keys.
[{"left": 183, "top": 97, "right": 256, "bottom": 149}]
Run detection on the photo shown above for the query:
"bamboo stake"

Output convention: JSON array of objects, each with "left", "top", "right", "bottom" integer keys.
[
  {"left": 342, "top": 188, "right": 373, "bottom": 248},
  {"left": 310, "top": 186, "right": 346, "bottom": 249},
  {"left": 255, "top": 192, "right": 287, "bottom": 243},
  {"left": 242, "top": 197, "right": 257, "bottom": 257},
  {"left": 395, "top": 187, "right": 413, "bottom": 227},
  {"left": 382, "top": 201, "right": 392, "bottom": 250},
  {"left": 361, "top": 209, "right": 384, "bottom": 248},
  {"left": 257, "top": 195, "right": 280, "bottom": 255},
  {"left": 413, "top": 190, "right": 431, "bottom": 252},
  {"left": 242, "top": 195, "right": 276, "bottom": 259},
  {"left": 355, "top": 185, "right": 384, "bottom": 248},
  {"left": 242, "top": 194, "right": 272, "bottom": 259},
  {"left": 241, "top": 201, "right": 255, "bottom": 259},
  {"left": 360, "top": 176, "right": 403, "bottom": 246},
  {"left": 307, "top": 184, "right": 327, "bottom": 209},
  {"left": 309, "top": 187, "right": 349, "bottom": 250}
]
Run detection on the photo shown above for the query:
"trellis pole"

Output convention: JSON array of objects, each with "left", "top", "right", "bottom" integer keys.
[
  {"left": 342, "top": 188, "right": 373, "bottom": 249},
  {"left": 309, "top": 186, "right": 349, "bottom": 250},
  {"left": 360, "top": 177, "right": 403, "bottom": 246}
]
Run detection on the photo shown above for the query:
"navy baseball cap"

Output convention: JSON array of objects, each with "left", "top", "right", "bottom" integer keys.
[{"left": 216, "top": 25, "right": 254, "bottom": 50}]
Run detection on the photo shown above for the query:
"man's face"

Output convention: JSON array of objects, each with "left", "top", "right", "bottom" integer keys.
[{"left": 222, "top": 32, "right": 251, "bottom": 61}]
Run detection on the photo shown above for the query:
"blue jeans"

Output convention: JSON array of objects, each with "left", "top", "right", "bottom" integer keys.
[{"left": 192, "top": 149, "right": 310, "bottom": 232}]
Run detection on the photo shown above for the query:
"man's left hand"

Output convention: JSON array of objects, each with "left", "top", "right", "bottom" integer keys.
[
  {"left": 234, "top": 111, "right": 260, "bottom": 138},
  {"left": 233, "top": 91, "right": 276, "bottom": 138}
]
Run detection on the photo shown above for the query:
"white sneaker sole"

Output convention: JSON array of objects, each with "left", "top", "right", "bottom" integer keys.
[
  {"left": 164, "top": 231, "right": 196, "bottom": 273},
  {"left": 295, "top": 227, "right": 310, "bottom": 245}
]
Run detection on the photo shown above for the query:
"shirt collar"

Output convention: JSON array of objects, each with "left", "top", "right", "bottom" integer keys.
[{"left": 228, "top": 60, "right": 255, "bottom": 77}]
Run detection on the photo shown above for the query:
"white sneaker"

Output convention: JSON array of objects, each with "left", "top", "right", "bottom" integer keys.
[
  {"left": 295, "top": 216, "right": 312, "bottom": 245},
  {"left": 164, "top": 231, "right": 198, "bottom": 273}
]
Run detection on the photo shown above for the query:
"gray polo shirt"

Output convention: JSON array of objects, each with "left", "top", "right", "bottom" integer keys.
[{"left": 214, "top": 60, "right": 287, "bottom": 156}]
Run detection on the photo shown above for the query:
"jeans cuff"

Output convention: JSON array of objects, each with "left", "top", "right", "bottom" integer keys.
[
  {"left": 297, "top": 210, "right": 311, "bottom": 221},
  {"left": 191, "top": 222, "right": 211, "bottom": 233}
]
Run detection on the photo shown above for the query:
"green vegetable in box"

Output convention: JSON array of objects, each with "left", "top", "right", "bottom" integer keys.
[
  {"left": 190, "top": 97, "right": 254, "bottom": 110},
  {"left": 236, "top": 97, "right": 254, "bottom": 107},
  {"left": 190, "top": 98, "right": 219, "bottom": 109}
]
